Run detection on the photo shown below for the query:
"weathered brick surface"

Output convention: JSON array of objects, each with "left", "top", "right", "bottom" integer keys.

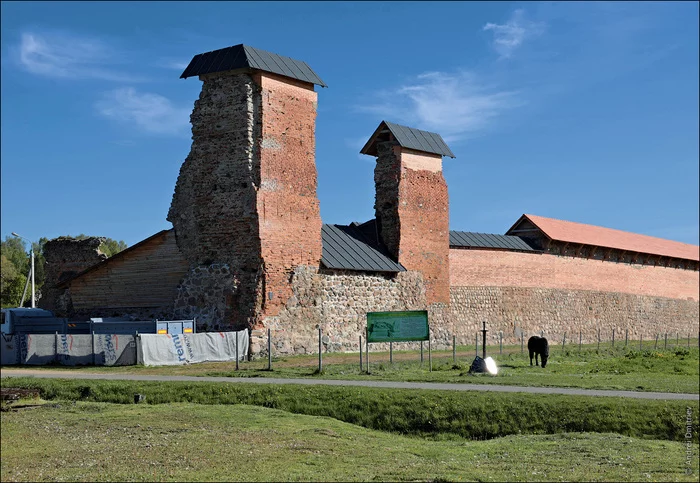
[
  {"left": 450, "top": 249, "right": 699, "bottom": 301},
  {"left": 254, "top": 73, "right": 323, "bottom": 320},
  {"left": 167, "top": 70, "right": 322, "bottom": 330},
  {"left": 450, "top": 286, "right": 700, "bottom": 347},
  {"left": 374, "top": 143, "right": 450, "bottom": 304},
  {"left": 40, "top": 237, "right": 107, "bottom": 316}
]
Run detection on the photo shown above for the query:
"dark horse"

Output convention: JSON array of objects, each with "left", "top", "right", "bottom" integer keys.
[{"left": 528, "top": 336, "right": 549, "bottom": 368}]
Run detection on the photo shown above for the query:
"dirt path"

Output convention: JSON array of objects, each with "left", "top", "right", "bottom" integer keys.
[{"left": 2, "top": 368, "right": 698, "bottom": 400}]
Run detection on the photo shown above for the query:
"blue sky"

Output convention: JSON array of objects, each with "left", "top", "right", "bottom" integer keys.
[{"left": 1, "top": 1, "right": 698, "bottom": 249}]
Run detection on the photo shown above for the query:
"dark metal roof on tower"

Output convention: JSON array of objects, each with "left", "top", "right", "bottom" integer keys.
[
  {"left": 360, "top": 121, "right": 455, "bottom": 158},
  {"left": 180, "top": 44, "right": 327, "bottom": 87}
]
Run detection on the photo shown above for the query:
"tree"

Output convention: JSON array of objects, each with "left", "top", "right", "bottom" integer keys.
[{"left": 1, "top": 253, "right": 28, "bottom": 308}]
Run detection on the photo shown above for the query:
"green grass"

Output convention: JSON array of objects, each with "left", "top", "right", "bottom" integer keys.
[
  {"left": 13, "top": 341, "right": 700, "bottom": 394},
  {"left": 3, "top": 377, "right": 698, "bottom": 442},
  {"left": 1, "top": 401, "right": 697, "bottom": 482}
]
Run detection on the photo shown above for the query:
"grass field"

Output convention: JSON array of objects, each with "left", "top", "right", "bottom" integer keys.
[
  {"left": 14, "top": 342, "right": 700, "bottom": 394},
  {"left": 2, "top": 377, "right": 698, "bottom": 442},
  {"left": 1, "top": 401, "right": 698, "bottom": 482}
]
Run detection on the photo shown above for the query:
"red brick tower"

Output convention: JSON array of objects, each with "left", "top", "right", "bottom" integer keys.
[
  {"left": 168, "top": 44, "right": 326, "bottom": 329},
  {"left": 361, "top": 121, "right": 456, "bottom": 304}
]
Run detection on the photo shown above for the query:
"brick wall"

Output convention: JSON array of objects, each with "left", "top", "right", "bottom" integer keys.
[
  {"left": 450, "top": 248, "right": 699, "bottom": 301},
  {"left": 254, "top": 72, "right": 323, "bottom": 320},
  {"left": 374, "top": 144, "right": 450, "bottom": 304}
]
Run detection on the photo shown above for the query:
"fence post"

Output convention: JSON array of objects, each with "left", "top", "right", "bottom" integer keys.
[
  {"left": 365, "top": 327, "right": 369, "bottom": 374},
  {"left": 359, "top": 335, "right": 363, "bottom": 371},
  {"left": 499, "top": 332, "right": 503, "bottom": 355},
  {"left": 579, "top": 330, "right": 582, "bottom": 352},
  {"left": 267, "top": 328, "right": 272, "bottom": 371},
  {"left": 639, "top": 334, "right": 642, "bottom": 351},
  {"left": 420, "top": 340, "right": 424, "bottom": 365},
  {"left": 664, "top": 333, "right": 667, "bottom": 350},
  {"left": 453, "top": 335, "right": 456, "bottom": 364},
  {"left": 597, "top": 328, "right": 600, "bottom": 351},
  {"left": 688, "top": 334, "right": 691, "bottom": 348},
  {"left": 475, "top": 332, "right": 478, "bottom": 357},
  {"left": 521, "top": 333, "right": 524, "bottom": 354},
  {"left": 428, "top": 333, "right": 432, "bottom": 372},
  {"left": 318, "top": 327, "right": 323, "bottom": 373},
  {"left": 235, "top": 332, "right": 239, "bottom": 371},
  {"left": 676, "top": 333, "right": 679, "bottom": 348},
  {"left": 92, "top": 330, "right": 96, "bottom": 366},
  {"left": 654, "top": 334, "right": 658, "bottom": 350},
  {"left": 612, "top": 329, "right": 615, "bottom": 348},
  {"left": 389, "top": 342, "right": 393, "bottom": 365},
  {"left": 55, "top": 331, "right": 59, "bottom": 363},
  {"left": 625, "top": 329, "right": 628, "bottom": 347},
  {"left": 562, "top": 332, "right": 566, "bottom": 351}
]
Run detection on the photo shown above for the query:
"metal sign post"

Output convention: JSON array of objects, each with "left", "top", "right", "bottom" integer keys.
[
  {"left": 267, "top": 328, "right": 272, "bottom": 371},
  {"left": 359, "top": 335, "right": 363, "bottom": 371}
]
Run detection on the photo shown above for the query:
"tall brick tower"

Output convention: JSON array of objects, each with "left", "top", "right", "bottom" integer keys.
[
  {"left": 168, "top": 44, "right": 326, "bottom": 330},
  {"left": 361, "top": 121, "right": 456, "bottom": 304}
]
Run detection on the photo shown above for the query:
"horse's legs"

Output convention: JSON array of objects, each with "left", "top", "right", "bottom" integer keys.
[
  {"left": 529, "top": 350, "right": 534, "bottom": 366},
  {"left": 535, "top": 353, "right": 539, "bottom": 366}
]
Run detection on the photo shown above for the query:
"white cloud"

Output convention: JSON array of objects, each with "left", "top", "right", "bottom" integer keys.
[
  {"left": 156, "top": 58, "right": 190, "bottom": 70},
  {"left": 95, "top": 88, "right": 190, "bottom": 135},
  {"left": 483, "top": 9, "right": 545, "bottom": 59},
  {"left": 17, "top": 31, "right": 142, "bottom": 82},
  {"left": 359, "top": 71, "right": 523, "bottom": 143}
]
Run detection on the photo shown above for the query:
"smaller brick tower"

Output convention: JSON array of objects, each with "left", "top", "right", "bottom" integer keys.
[{"left": 361, "top": 121, "right": 456, "bottom": 304}]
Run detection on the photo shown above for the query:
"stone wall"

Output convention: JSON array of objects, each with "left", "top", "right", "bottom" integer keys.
[
  {"left": 167, "top": 72, "right": 264, "bottom": 329},
  {"left": 450, "top": 286, "right": 700, "bottom": 347},
  {"left": 450, "top": 248, "right": 699, "bottom": 301},
  {"left": 251, "top": 266, "right": 431, "bottom": 357},
  {"left": 40, "top": 237, "right": 106, "bottom": 316}
]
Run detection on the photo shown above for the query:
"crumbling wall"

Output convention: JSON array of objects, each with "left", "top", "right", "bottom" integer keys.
[
  {"left": 167, "top": 72, "right": 264, "bottom": 330},
  {"left": 40, "top": 237, "right": 106, "bottom": 316}
]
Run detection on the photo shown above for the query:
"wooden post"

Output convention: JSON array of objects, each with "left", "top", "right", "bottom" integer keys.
[
  {"left": 365, "top": 327, "right": 369, "bottom": 374},
  {"left": 452, "top": 335, "right": 456, "bottom": 364},
  {"left": 267, "top": 328, "right": 272, "bottom": 371},
  {"left": 235, "top": 332, "right": 239, "bottom": 371},
  {"left": 639, "top": 334, "right": 642, "bottom": 351},
  {"left": 562, "top": 332, "right": 566, "bottom": 351},
  {"left": 389, "top": 342, "right": 393, "bottom": 365},
  {"left": 428, "top": 334, "right": 432, "bottom": 372},
  {"left": 625, "top": 329, "right": 628, "bottom": 347},
  {"left": 92, "top": 330, "right": 96, "bottom": 366},
  {"left": 521, "top": 333, "right": 524, "bottom": 354},
  {"left": 676, "top": 333, "right": 679, "bottom": 348},
  {"left": 612, "top": 329, "right": 615, "bottom": 348},
  {"left": 597, "top": 328, "right": 600, "bottom": 351},
  {"left": 579, "top": 330, "right": 582, "bottom": 352},
  {"left": 359, "top": 335, "right": 363, "bottom": 371},
  {"left": 318, "top": 327, "right": 323, "bottom": 373},
  {"left": 475, "top": 333, "right": 478, "bottom": 357},
  {"left": 499, "top": 332, "right": 503, "bottom": 355},
  {"left": 664, "top": 333, "right": 667, "bottom": 350},
  {"left": 654, "top": 334, "right": 658, "bottom": 350}
]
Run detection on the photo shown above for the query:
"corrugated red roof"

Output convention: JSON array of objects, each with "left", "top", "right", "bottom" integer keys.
[{"left": 515, "top": 214, "right": 700, "bottom": 262}]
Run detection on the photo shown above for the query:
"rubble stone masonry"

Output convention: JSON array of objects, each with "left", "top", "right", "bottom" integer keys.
[{"left": 40, "top": 237, "right": 107, "bottom": 316}]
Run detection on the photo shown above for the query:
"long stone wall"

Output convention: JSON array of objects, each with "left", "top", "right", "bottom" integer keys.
[
  {"left": 450, "top": 286, "right": 700, "bottom": 347},
  {"left": 251, "top": 266, "right": 432, "bottom": 357}
]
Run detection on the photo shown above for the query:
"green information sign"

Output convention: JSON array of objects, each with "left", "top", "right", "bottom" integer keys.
[{"left": 366, "top": 310, "right": 429, "bottom": 343}]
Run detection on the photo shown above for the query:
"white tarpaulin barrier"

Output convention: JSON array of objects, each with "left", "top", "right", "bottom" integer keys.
[
  {"left": 0, "top": 334, "right": 137, "bottom": 366},
  {"left": 138, "top": 330, "right": 248, "bottom": 366}
]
